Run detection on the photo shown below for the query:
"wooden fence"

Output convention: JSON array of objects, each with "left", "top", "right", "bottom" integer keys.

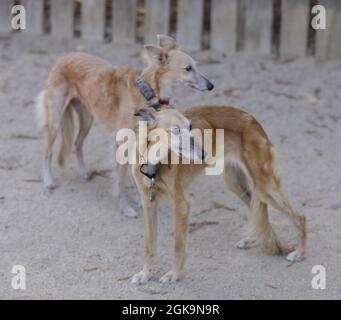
[{"left": 0, "top": 0, "right": 340, "bottom": 60}]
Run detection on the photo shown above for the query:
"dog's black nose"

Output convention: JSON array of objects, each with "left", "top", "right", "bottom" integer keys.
[{"left": 206, "top": 81, "right": 214, "bottom": 91}]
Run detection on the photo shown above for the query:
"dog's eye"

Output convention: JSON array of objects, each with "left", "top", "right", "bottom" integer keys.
[
  {"left": 185, "top": 65, "right": 192, "bottom": 72},
  {"left": 171, "top": 126, "right": 181, "bottom": 135},
  {"left": 189, "top": 123, "right": 192, "bottom": 131}
]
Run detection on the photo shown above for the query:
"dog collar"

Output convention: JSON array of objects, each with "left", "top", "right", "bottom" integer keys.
[{"left": 135, "top": 76, "right": 170, "bottom": 109}]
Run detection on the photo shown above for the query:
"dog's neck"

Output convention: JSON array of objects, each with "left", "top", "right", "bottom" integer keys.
[{"left": 137, "top": 67, "right": 171, "bottom": 108}]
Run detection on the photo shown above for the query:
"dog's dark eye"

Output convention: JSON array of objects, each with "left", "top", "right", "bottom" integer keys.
[
  {"left": 189, "top": 123, "right": 192, "bottom": 131},
  {"left": 185, "top": 65, "right": 192, "bottom": 72}
]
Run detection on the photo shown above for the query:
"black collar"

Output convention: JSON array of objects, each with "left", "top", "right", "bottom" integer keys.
[{"left": 139, "top": 163, "right": 160, "bottom": 180}]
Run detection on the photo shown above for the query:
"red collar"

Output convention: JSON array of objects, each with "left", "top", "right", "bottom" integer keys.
[{"left": 158, "top": 98, "right": 170, "bottom": 106}]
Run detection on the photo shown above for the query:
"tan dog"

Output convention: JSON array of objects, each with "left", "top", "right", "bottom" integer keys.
[
  {"left": 131, "top": 105, "right": 306, "bottom": 284},
  {"left": 36, "top": 35, "right": 214, "bottom": 217}
]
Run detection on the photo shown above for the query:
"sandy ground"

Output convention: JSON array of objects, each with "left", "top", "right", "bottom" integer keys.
[{"left": 0, "top": 34, "right": 340, "bottom": 300}]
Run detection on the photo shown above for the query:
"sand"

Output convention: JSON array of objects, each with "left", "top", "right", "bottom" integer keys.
[{"left": 0, "top": 34, "right": 340, "bottom": 299}]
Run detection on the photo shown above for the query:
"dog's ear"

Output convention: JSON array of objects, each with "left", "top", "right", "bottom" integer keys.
[
  {"left": 157, "top": 34, "right": 177, "bottom": 52},
  {"left": 143, "top": 45, "right": 167, "bottom": 65},
  {"left": 134, "top": 108, "right": 157, "bottom": 126}
]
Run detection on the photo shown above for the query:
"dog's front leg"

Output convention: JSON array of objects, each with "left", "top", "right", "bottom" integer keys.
[
  {"left": 160, "top": 192, "right": 189, "bottom": 283},
  {"left": 115, "top": 162, "right": 138, "bottom": 218},
  {"left": 131, "top": 192, "right": 159, "bottom": 284}
]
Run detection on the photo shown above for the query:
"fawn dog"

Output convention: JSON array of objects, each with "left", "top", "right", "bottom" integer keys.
[
  {"left": 36, "top": 35, "right": 213, "bottom": 217},
  {"left": 131, "top": 105, "right": 306, "bottom": 284}
]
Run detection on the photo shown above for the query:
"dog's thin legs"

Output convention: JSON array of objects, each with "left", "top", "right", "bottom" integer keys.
[
  {"left": 223, "top": 165, "right": 262, "bottom": 250},
  {"left": 43, "top": 90, "right": 71, "bottom": 189},
  {"left": 131, "top": 191, "right": 159, "bottom": 284},
  {"left": 262, "top": 190, "right": 306, "bottom": 261},
  {"left": 160, "top": 189, "right": 189, "bottom": 283},
  {"left": 238, "top": 194, "right": 285, "bottom": 255},
  {"left": 73, "top": 102, "right": 93, "bottom": 180},
  {"left": 44, "top": 125, "right": 58, "bottom": 189},
  {"left": 115, "top": 162, "right": 138, "bottom": 218}
]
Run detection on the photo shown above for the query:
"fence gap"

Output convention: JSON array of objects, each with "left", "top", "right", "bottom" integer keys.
[
  {"left": 202, "top": 0, "right": 211, "bottom": 50},
  {"left": 315, "top": 0, "right": 341, "bottom": 60},
  {"left": 272, "top": 0, "right": 281, "bottom": 57},
  {"left": 74, "top": 0, "right": 81, "bottom": 38},
  {"left": 236, "top": 0, "right": 245, "bottom": 51},
  {"left": 43, "top": 0, "right": 51, "bottom": 34},
  {"left": 104, "top": 0, "right": 112, "bottom": 42},
  {"left": 307, "top": 0, "right": 318, "bottom": 56},
  {"left": 177, "top": 0, "right": 204, "bottom": 51},
  {"left": 144, "top": 0, "right": 170, "bottom": 44},
  {"left": 244, "top": 0, "right": 273, "bottom": 55},
  {"left": 50, "top": 0, "right": 74, "bottom": 38},
  {"left": 169, "top": 0, "right": 177, "bottom": 38},
  {"left": 211, "top": 0, "right": 238, "bottom": 54}
]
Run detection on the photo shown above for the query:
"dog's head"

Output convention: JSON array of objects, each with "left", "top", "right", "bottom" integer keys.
[
  {"left": 142, "top": 35, "right": 214, "bottom": 94},
  {"left": 134, "top": 108, "right": 206, "bottom": 165}
]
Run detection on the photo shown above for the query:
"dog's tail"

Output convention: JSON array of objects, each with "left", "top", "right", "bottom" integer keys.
[
  {"left": 35, "top": 90, "right": 47, "bottom": 129},
  {"left": 58, "top": 106, "right": 74, "bottom": 167}
]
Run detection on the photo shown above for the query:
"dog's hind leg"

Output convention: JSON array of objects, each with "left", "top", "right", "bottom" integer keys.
[
  {"left": 239, "top": 194, "right": 285, "bottom": 255},
  {"left": 261, "top": 189, "right": 306, "bottom": 261},
  {"left": 224, "top": 161, "right": 284, "bottom": 253},
  {"left": 44, "top": 124, "right": 58, "bottom": 189},
  {"left": 42, "top": 86, "right": 72, "bottom": 189},
  {"left": 72, "top": 101, "right": 93, "bottom": 180},
  {"left": 223, "top": 163, "right": 260, "bottom": 250}
]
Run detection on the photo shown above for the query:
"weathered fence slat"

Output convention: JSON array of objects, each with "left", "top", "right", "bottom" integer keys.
[
  {"left": 50, "top": 0, "right": 74, "bottom": 38},
  {"left": 21, "top": 0, "right": 44, "bottom": 35},
  {"left": 244, "top": 0, "right": 273, "bottom": 54},
  {"left": 315, "top": 0, "right": 341, "bottom": 60},
  {"left": 113, "top": 0, "right": 137, "bottom": 44},
  {"left": 0, "top": 0, "right": 13, "bottom": 34},
  {"left": 177, "top": 0, "right": 203, "bottom": 51},
  {"left": 82, "top": 0, "right": 105, "bottom": 41},
  {"left": 144, "top": 0, "right": 170, "bottom": 44},
  {"left": 280, "top": 0, "right": 310, "bottom": 60},
  {"left": 211, "top": 0, "right": 238, "bottom": 54}
]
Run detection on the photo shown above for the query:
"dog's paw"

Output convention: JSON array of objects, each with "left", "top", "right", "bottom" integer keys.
[
  {"left": 80, "top": 169, "right": 92, "bottom": 181},
  {"left": 159, "top": 271, "right": 178, "bottom": 284},
  {"left": 44, "top": 178, "right": 57, "bottom": 190},
  {"left": 121, "top": 206, "right": 139, "bottom": 218},
  {"left": 286, "top": 250, "right": 304, "bottom": 262},
  {"left": 131, "top": 271, "right": 150, "bottom": 285},
  {"left": 236, "top": 237, "right": 257, "bottom": 250}
]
